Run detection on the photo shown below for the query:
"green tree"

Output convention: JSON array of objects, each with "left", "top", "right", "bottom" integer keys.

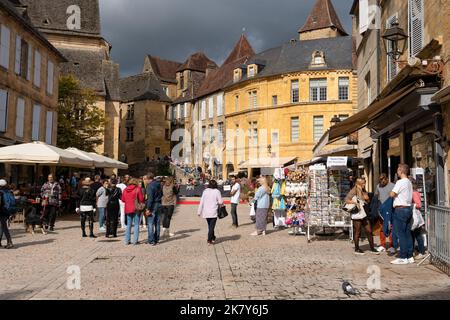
[{"left": 57, "top": 75, "right": 106, "bottom": 152}]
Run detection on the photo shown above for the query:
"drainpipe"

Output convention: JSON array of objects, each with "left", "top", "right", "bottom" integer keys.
[{"left": 434, "top": 111, "right": 446, "bottom": 206}]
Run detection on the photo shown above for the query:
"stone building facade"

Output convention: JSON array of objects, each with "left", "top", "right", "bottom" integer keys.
[
  {"left": 21, "top": 0, "right": 121, "bottom": 162},
  {"left": 119, "top": 73, "right": 171, "bottom": 168},
  {"left": 0, "top": 0, "right": 65, "bottom": 180},
  {"left": 332, "top": 0, "right": 449, "bottom": 205},
  {"left": 223, "top": 0, "right": 357, "bottom": 178}
]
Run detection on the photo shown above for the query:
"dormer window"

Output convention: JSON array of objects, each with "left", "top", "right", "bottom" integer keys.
[
  {"left": 247, "top": 64, "right": 258, "bottom": 78},
  {"left": 233, "top": 69, "right": 242, "bottom": 82},
  {"left": 311, "top": 51, "right": 326, "bottom": 66}
]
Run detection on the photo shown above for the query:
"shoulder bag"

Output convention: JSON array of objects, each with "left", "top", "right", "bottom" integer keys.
[
  {"left": 218, "top": 205, "right": 228, "bottom": 219},
  {"left": 134, "top": 189, "right": 146, "bottom": 212}
]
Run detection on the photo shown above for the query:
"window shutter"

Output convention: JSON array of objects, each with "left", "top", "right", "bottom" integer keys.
[
  {"left": 359, "top": 0, "right": 369, "bottom": 34},
  {"left": 184, "top": 103, "right": 188, "bottom": 118},
  {"left": 209, "top": 97, "right": 214, "bottom": 118},
  {"left": 0, "top": 25, "right": 11, "bottom": 69},
  {"left": 409, "top": 0, "right": 424, "bottom": 57},
  {"left": 217, "top": 94, "right": 223, "bottom": 116},
  {"left": 16, "top": 97, "right": 25, "bottom": 138},
  {"left": 15, "top": 35, "right": 22, "bottom": 75},
  {"left": 45, "top": 111, "right": 53, "bottom": 144},
  {"left": 0, "top": 89, "right": 8, "bottom": 132},
  {"left": 32, "top": 104, "right": 41, "bottom": 141},
  {"left": 47, "top": 60, "right": 54, "bottom": 94},
  {"left": 34, "top": 50, "right": 41, "bottom": 87},
  {"left": 387, "top": 14, "right": 399, "bottom": 81},
  {"left": 27, "top": 44, "right": 32, "bottom": 81}
]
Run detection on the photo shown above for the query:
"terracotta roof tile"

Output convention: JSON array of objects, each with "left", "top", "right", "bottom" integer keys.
[
  {"left": 147, "top": 56, "right": 182, "bottom": 82},
  {"left": 177, "top": 52, "right": 217, "bottom": 72},
  {"left": 298, "top": 0, "right": 348, "bottom": 36},
  {"left": 197, "top": 35, "right": 255, "bottom": 98}
]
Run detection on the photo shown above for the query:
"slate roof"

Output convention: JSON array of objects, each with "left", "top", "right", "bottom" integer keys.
[
  {"left": 173, "top": 72, "right": 206, "bottom": 104},
  {"left": 59, "top": 48, "right": 119, "bottom": 100},
  {"left": 196, "top": 35, "right": 255, "bottom": 98},
  {"left": 120, "top": 73, "right": 171, "bottom": 104},
  {"left": 20, "top": 0, "right": 101, "bottom": 36},
  {"left": 146, "top": 56, "right": 182, "bottom": 83},
  {"left": 0, "top": 0, "right": 66, "bottom": 61},
  {"left": 298, "top": 0, "right": 348, "bottom": 36},
  {"left": 227, "top": 36, "right": 354, "bottom": 88},
  {"left": 177, "top": 52, "right": 217, "bottom": 72}
]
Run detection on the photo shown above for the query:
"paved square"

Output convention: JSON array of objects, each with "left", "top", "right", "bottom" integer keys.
[{"left": 0, "top": 202, "right": 449, "bottom": 300}]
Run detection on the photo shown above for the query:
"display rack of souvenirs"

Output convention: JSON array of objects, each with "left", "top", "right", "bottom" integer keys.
[
  {"left": 284, "top": 168, "right": 308, "bottom": 234},
  {"left": 307, "top": 165, "right": 329, "bottom": 226},
  {"left": 328, "top": 170, "right": 352, "bottom": 226}
]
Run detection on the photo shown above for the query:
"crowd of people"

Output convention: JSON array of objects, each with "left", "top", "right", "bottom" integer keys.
[
  {"left": 0, "top": 172, "right": 180, "bottom": 248},
  {"left": 345, "top": 163, "right": 427, "bottom": 264}
]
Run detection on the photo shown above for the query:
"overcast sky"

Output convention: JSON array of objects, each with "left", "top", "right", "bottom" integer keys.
[{"left": 99, "top": 0, "right": 354, "bottom": 77}]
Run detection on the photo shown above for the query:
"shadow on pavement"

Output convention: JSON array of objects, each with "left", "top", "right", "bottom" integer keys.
[
  {"left": 217, "top": 235, "right": 241, "bottom": 243},
  {"left": 12, "top": 238, "right": 56, "bottom": 249},
  {"left": 175, "top": 228, "right": 200, "bottom": 234},
  {"left": 160, "top": 233, "right": 191, "bottom": 244}
]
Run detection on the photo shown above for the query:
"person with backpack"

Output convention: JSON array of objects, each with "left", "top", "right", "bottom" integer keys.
[
  {"left": 0, "top": 179, "right": 15, "bottom": 249},
  {"left": 40, "top": 174, "right": 62, "bottom": 231},
  {"left": 76, "top": 178, "right": 97, "bottom": 238},
  {"left": 105, "top": 179, "right": 122, "bottom": 238}
]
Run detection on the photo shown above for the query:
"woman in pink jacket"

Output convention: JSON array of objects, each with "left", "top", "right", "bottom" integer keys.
[
  {"left": 198, "top": 180, "right": 223, "bottom": 245},
  {"left": 121, "top": 178, "right": 144, "bottom": 245}
]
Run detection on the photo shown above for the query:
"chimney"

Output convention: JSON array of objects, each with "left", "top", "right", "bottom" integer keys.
[{"left": 206, "top": 62, "right": 217, "bottom": 77}]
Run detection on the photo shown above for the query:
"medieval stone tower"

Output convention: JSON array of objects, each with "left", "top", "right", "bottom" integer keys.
[{"left": 20, "top": 0, "right": 121, "bottom": 163}]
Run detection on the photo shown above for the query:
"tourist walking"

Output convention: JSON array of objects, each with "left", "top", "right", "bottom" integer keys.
[
  {"left": 121, "top": 178, "right": 144, "bottom": 245},
  {"left": 76, "top": 178, "right": 97, "bottom": 238},
  {"left": 96, "top": 180, "right": 109, "bottom": 232},
  {"left": 345, "top": 177, "right": 378, "bottom": 255},
  {"left": 40, "top": 174, "right": 62, "bottom": 232},
  {"left": 0, "top": 180, "right": 14, "bottom": 249},
  {"left": 375, "top": 173, "right": 397, "bottom": 253},
  {"left": 251, "top": 177, "right": 271, "bottom": 236},
  {"left": 105, "top": 179, "right": 122, "bottom": 238},
  {"left": 161, "top": 176, "right": 178, "bottom": 239},
  {"left": 389, "top": 164, "right": 414, "bottom": 265},
  {"left": 145, "top": 173, "right": 163, "bottom": 246},
  {"left": 230, "top": 176, "right": 241, "bottom": 228},
  {"left": 198, "top": 180, "right": 223, "bottom": 245},
  {"left": 117, "top": 175, "right": 129, "bottom": 230}
]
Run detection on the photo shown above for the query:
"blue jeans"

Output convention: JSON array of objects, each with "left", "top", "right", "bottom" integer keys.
[
  {"left": 393, "top": 207, "right": 414, "bottom": 259},
  {"left": 98, "top": 207, "right": 106, "bottom": 228},
  {"left": 147, "top": 204, "right": 162, "bottom": 244},
  {"left": 124, "top": 213, "right": 141, "bottom": 244},
  {"left": 413, "top": 227, "right": 426, "bottom": 254}
]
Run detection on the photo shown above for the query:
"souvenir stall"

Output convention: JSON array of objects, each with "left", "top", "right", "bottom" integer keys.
[
  {"left": 306, "top": 157, "right": 354, "bottom": 242},
  {"left": 285, "top": 169, "right": 308, "bottom": 235}
]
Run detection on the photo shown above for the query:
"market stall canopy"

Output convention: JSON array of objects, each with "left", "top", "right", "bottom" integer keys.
[
  {"left": 328, "top": 82, "right": 419, "bottom": 144},
  {"left": 0, "top": 142, "right": 94, "bottom": 167},
  {"left": 66, "top": 148, "right": 128, "bottom": 170},
  {"left": 239, "top": 157, "right": 297, "bottom": 169}
]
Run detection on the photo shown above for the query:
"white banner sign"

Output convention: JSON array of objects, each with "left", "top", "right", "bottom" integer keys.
[{"left": 327, "top": 157, "right": 348, "bottom": 168}]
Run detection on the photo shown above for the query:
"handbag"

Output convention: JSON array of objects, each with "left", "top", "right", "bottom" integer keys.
[
  {"left": 218, "top": 205, "right": 228, "bottom": 219},
  {"left": 134, "top": 189, "right": 146, "bottom": 212},
  {"left": 411, "top": 204, "right": 425, "bottom": 230}
]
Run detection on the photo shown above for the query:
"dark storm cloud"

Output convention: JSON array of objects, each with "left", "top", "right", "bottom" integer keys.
[{"left": 100, "top": 0, "right": 354, "bottom": 77}]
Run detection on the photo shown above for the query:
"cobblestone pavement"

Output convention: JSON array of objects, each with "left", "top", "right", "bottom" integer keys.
[{"left": 0, "top": 201, "right": 449, "bottom": 300}]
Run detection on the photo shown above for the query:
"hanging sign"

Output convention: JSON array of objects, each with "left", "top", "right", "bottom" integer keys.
[{"left": 327, "top": 157, "right": 348, "bottom": 169}]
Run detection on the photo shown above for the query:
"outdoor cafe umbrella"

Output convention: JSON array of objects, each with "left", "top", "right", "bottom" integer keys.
[
  {"left": 66, "top": 148, "right": 128, "bottom": 170},
  {"left": 0, "top": 141, "right": 94, "bottom": 167}
]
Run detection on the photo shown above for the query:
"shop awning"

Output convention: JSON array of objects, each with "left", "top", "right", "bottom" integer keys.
[
  {"left": 297, "top": 157, "right": 324, "bottom": 167},
  {"left": 66, "top": 148, "right": 128, "bottom": 170},
  {"left": 328, "top": 82, "right": 420, "bottom": 144},
  {"left": 315, "top": 145, "right": 358, "bottom": 158},
  {"left": 238, "top": 157, "right": 297, "bottom": 169},
  {"left": 432, "top": 85, "right": 450, "bottom": 103},
  {"left": 0, "top": 142, "right": 94, "bottom": 167}
]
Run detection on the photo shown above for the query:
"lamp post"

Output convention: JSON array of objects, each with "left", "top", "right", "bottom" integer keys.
[
  {"left": 330, "top": 115, "right": 341, "bottom": 127},
  {"left": 382, "top": 20, "right": 408, "bottom": 60}
]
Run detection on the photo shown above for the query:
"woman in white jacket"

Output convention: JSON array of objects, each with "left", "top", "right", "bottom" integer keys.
[{"left": 198, "top": 180, "right": 223, "bottom": 245}]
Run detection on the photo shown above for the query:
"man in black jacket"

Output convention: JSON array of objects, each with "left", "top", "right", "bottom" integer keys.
[
  {"left": 0, "top": 179, "right": 13, "bottom": 249},
  {"left": 76, "top": 178, "right": 97, "bottom": 238}
]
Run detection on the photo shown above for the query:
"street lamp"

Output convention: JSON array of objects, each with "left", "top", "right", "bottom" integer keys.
[
  {"left": 330, "top": 115, "right": 341, "bottom": 127},
  {"left": 382, "top": 20, "right": 408, "bottom": 60}
]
